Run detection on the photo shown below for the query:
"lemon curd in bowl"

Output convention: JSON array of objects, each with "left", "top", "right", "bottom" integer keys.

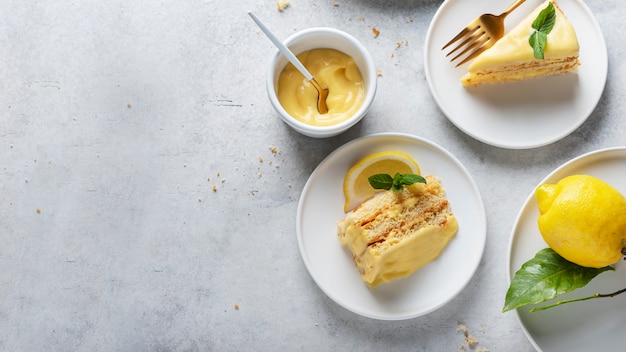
[
  {"left": 267, "top": 27, "right": 377, "bottom": 138},
  {"left": 277, "top": 48, "right": 365, "bottom": 127}
]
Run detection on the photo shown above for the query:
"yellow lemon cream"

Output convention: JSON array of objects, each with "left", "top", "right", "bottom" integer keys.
[{"left": 277, "top": 48, "right": 365, "bottom": 126}]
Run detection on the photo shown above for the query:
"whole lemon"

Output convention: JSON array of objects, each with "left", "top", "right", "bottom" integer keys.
[{"left": 536, "top": 175, "right": 626, "bottom": 268}]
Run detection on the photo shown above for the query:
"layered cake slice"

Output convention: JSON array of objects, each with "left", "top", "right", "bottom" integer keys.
[
  {"left": 337, "top": 175, "right": 458, "bottom": 287},
  {"left": 461, "top": 0, "right": 580, "bottom": 87}
]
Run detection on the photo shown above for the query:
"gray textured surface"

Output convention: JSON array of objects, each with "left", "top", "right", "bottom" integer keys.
[{"left": 1, "top": 0, "right": 621, "bottom": 351}]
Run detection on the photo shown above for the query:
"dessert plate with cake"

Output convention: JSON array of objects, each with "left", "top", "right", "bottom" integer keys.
[
  {"left": 424, "top": 0, "right": 607, "bottom": 149},
  {"left": 508, "top": 147, "right": 626, "bottom": 351},
  {"left": 297, "top": 133, "right": 486, "bottom": 320}
]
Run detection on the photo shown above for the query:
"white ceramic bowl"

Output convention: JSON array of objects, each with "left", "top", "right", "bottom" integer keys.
[{"left": 267, "top": 27, "right": 377, "bottom": 138}]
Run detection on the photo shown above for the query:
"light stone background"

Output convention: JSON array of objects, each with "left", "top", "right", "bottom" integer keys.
[{"left": 1, "top": 0, "right": 622, "bottom": 351}]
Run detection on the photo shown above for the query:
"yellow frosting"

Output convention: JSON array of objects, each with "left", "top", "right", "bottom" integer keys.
[
  {"left": 277, "top": 48, "right": 365, "bottom": 126},
  {"left": 340, "top": 215, "right": 458, "bottom": 287},
  {"left": 467, "top": 0, "right": 579, "bottom": 73}
]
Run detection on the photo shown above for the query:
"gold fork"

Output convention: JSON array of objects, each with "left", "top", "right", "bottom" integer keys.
[{"left": 442, "top": 0, "right": 527, "bottom": 67}]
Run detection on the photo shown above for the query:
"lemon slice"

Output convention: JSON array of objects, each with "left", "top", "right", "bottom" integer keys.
[{"left": 343, "top": 151, "right": 420, "bottom": 212}]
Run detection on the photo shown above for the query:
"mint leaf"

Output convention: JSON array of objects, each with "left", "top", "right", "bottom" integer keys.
[
  {"left": 393, "top": 173, "right": 426, "bottom": 191},
  {"left": 368, "top": 174, "right": 394, "bottom": 190},
  {"left": 502, "top": 248, "right": 614, "bottom": 312},
  {"left": 368, "top": 173, "right": 426, "bottom": 191},
  {"left": 529, "top": 31, "right": 548, "bottom": 59},
  {"left": 529, "top": 2, "right": 556, "bottom": 59},
  {"left": 391, "top": 173, "right": 405, "bottom": 191},
  {"left": 531, "top": 2, "right": 556, "bottom": 32}
]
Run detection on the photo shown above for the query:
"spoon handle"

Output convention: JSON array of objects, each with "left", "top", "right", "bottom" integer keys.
[{"left": 248, "top": 11, "right": 313, "bottom": 81}]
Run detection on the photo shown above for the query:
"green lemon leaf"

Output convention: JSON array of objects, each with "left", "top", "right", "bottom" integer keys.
[
  {"left": 368, "top": 174, "right": 394, "bottom": 190},
  {"left": 529, "top": 2, "right": 556, "bottom": 59},
  {"left": 502, "top": 248, "right": 614, "bottom": 312}
]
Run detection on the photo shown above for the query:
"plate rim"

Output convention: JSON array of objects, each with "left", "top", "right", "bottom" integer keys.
[
  {"left": 506, "top": 146, "right": 626, "bottom": 351},
  {"left": 423, "top": 0, "right": 608, "bottom": 149},
  {"left": 296, "top": 132, "right": 487, "bottom": 320}
]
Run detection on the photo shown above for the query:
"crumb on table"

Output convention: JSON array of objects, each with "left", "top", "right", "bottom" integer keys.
[{"left": 277, "top": 0, "right": 290, "bottom": 11}]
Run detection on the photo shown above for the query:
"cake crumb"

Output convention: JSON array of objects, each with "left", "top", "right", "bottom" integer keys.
[
  {"left": 372, "top": 27, "right": 380, "bottom": 38},
  {"left": 377, "top": 69, "right": 382, "bottom": 77},
  {"left": 277, "top": 0, "right": 290, "bottom": 11},
  {"left": 408, "top": 17, "right": 414, "bottom": 23},
  {"left": 127, "top": 103, "right": 132, "bottom": 108},
  {"left": 456, "top": 322, "right": 488, "bottom": 352},
  {"left": 465, "top": 334, "right": 479, "bottom": 347},
  {"left": 259, "top": 156, "right": 264, "bottom": 163},
  {"left": 332, "top": 0, "right": 339, "bottom": 6},
  {"left": 36, "top": 208, "right": 41, "bottom": 214},
  {"left": 357, "top": 16, "right": 365, "bottom": 21},
  {"left": 234, "top": 304, "right": 240, "bottom": 310},
  {"left": 212, "top": 185, "right": 217, "bottom": 192}
]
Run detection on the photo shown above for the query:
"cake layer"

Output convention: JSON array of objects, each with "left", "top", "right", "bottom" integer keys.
[{"left": 462, "top": 56, "right": 579, "bottom": 86}]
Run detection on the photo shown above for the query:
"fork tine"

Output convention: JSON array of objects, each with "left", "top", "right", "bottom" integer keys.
[
  {"left": 450, "top": 37, "right": 492, "bottom": 67},
  {"left": 441, "top": 27, "right": 470, "bottom": 51},
  {"left": 441, "top": 25, "right": 480, "bottom": 51},
  {"left": 445, "top": 29, "right": 483, "bottom": 57},
  {"left": 454, "top": 37, "right": 492, "bottom": 67},
  {"left": 449, "top": 32, "right": 487, "bottom": 61}
]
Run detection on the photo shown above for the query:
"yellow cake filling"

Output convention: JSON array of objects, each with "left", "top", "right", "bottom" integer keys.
[{"left": 461, "top": 0, "right": 580, "bottom": 86}]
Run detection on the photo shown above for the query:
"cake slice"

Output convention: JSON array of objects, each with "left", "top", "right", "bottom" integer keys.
[
  {"left": 461, "top": 0, "right": 580, "bottom": 87},
  {"left": 337, "top": 175, "right": 458, "bottom": 287}
]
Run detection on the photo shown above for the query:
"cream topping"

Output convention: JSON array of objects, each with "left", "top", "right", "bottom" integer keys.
[{"left": 467, "top": 0, "right": 579, "bottom": 72}]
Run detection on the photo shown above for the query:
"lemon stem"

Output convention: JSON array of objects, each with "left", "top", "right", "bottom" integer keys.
[{"left": 529, "top": 287, "right": 626, "bottom": 312}]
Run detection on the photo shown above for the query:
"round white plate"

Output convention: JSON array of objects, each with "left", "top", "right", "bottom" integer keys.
[
  {"left": 297, "top": 133, "right": 486, "bottom": 320},
  {"left": 507, "top": 147, "right": 626, "bottom": 351},
  {"left": 424, "top": 0, "right": 607, "bottom": 149}
]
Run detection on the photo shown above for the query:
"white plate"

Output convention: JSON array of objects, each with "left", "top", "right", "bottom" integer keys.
[
  {"left": 507, "top": 147, "right": 626, "bottom": 351},
  {"left": 424, "top": 0, "right": 607, "bottom": 149},
  {"left": 296, "top": 133, "right": 486, "bottom": 320}
]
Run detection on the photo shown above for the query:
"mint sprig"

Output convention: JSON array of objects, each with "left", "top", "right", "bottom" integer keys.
[
  {"left": 529, "top": 2, "right": 556, "bottom": 59},
  {"left": 368, "top": 173, "right": 426, "bottom": 192}
]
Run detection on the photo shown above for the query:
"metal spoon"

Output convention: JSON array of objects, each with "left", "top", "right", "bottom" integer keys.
[{"left": 248, "top": 11, "right": 329, "bottom": 114}]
